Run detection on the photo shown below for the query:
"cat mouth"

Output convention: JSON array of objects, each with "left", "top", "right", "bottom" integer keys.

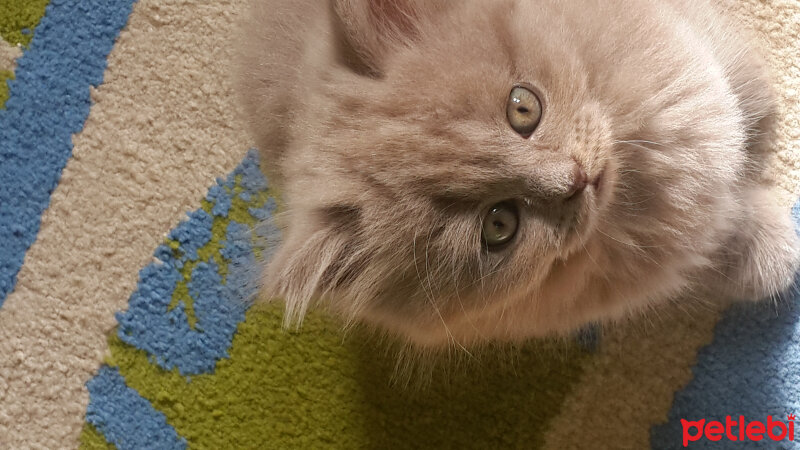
[{"left": 558, "top": 163, "right": 609, "bottom": 254}]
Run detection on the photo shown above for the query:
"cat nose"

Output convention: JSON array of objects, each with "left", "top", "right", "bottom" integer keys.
[{"left": 565, "top": 165, "right": 588, "bottom": 200}]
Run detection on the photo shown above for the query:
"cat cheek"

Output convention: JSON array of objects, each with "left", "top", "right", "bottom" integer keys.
[{"left": 262, "top": 223, "right": 356, "bottom": 327}]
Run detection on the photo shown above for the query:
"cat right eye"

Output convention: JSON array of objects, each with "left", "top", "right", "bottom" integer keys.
[{"left": 507, "top": 86, "right": 543, "bottom": 137}]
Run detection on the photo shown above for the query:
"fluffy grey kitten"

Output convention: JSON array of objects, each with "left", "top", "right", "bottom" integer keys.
[{"left": 237, "top": 0, "right": 800, "bottom": 348}]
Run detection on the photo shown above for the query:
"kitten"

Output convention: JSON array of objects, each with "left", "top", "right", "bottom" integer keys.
[{"left": 237, "top": 0, "right": 800, "bottom": 348}]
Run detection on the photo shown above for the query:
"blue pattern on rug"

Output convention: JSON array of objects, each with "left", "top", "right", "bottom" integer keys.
[
  {"left": 0, "top": 0, "right": 137, "bottom": 307},
  {"left": 115, "top": 150, "right": 276, "bottom": 376},
  {"left": 86, "top": 366, "right": 187, "bottom": 450}
]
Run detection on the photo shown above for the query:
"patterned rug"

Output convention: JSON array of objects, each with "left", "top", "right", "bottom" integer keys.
[{"left": 2, "top": 1, "right": 800, "bottom": 448}]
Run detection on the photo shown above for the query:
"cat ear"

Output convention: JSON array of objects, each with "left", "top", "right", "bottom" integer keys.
[{"left": 332, "top": 0, "right": 443, "bottom": 75}]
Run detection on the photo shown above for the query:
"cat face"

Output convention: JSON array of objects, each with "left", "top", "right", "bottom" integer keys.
[{"left": 254, "top": 0, "right": 750, "bottom": 347}]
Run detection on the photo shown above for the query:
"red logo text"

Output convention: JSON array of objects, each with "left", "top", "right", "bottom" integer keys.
[{"left": 681, "top": 415, "right": 796, "bottom": 447}]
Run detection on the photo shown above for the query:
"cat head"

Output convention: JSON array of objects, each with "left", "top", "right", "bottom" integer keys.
[{"left": 257, "top": 0, "right": 751, "bottom": 347}]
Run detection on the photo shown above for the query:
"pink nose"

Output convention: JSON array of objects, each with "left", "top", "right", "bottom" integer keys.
[{"left": 566, "top": 165, "right": 588, "bottom": 200}]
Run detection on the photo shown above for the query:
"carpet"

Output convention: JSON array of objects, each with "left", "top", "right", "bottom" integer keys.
[{"left": 1, "top": 1, "right": 799, "bottom": 448}]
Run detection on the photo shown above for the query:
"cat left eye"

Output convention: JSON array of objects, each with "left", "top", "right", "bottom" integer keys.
[
  {"left": 507, "top": 86, "right": 542, "bottom": 137},
  {"left": 482, "top": 201, "right": 519, "bottom": 248}
]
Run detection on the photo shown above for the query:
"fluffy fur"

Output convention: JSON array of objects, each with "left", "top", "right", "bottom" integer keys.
[{"left": 237, "top": 0, "right": 800, "bottom": 348}]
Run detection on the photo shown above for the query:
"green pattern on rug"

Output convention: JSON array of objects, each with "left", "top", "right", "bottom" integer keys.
[
  {"left": 0, "top": 69, "right": 12, "bottom": 108},
  {"left": 96, "top": 303, "right": 588, "bottom": 448},
  {"left": 80, "top": 424, "right": 116, "bottom": 450},
  {"left": 0, "top": 0, "right": 50, "bottom": 47}
]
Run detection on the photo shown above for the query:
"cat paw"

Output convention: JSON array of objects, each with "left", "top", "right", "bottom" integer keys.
[{"left": 712, "top": 189, "right": 800, "bottom": 301}]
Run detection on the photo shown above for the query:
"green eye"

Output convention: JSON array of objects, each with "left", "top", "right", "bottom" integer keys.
[
  {"left": 482, "top": 202, "right": 519, "bottom": 248},
  {"left": 507, "top": 86, "right": 542, "bottom": 137}
]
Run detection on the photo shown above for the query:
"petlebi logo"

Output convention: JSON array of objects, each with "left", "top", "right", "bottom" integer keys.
[{"left": 681, "top": 414, "right": 796, "bottom": 447}]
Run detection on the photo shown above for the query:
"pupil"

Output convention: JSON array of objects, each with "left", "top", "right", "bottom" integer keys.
[
  {"left": 493, "top": 220, "right": 504, "bottom": 230},
  {"left": 517, "top": 107, "right": 529, "bottom": 114}
]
